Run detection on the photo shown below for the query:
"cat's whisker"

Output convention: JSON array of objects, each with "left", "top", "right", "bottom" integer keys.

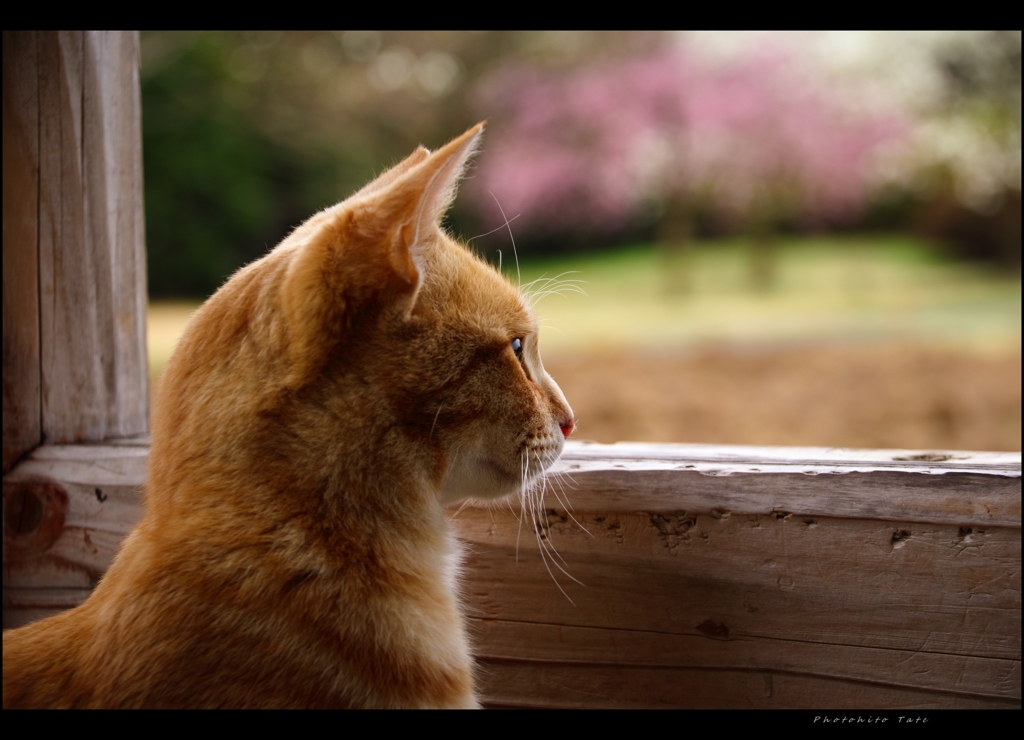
[
  {"left": 533, "top": 488, "right": 570, "bottom": 565},
  {"left": 519, "top": 271, "right": 584, "bottom": 291},
  {"left": 554, "top": 470, "right": 584, "bottom": 504},
  {"left": 545, "top": 476, "right": 572, "bottom": 513},
  {"left": 558, "top": 492, "right": 591, "bottom": 538},
  {"left": 538, "top": 516, "right": 567, "bottom": 567},
  {"left": 548, "top": 550, "right": 585, "bottom": 588},
  {"left": 520, "top": 273, "right": 588, "bottom": 307},
  {"left": 535, "top": 503, "right": 584, "bottom": 582},
  {"left": 514, "top": 449, "right": 529, "bottom": 563},
  {"left": 530, "top": 477, "right": 576, "bottom": 576},
  {"left": 546, "top": 476, "right": 590, "bottom": 537},
  {"left": 430, "top": 402, "right": 444, "bottom": 440},
  {"left": 531, "top": 510, "right": 579, "bottom": 604},
  {"left": 519, "top": 277, "right": 559, "bottom": 298},
  {"left": 540, "top": 523, "right": 580, "bottom": 577},
  {"left": 465, "top": 214, "right": 521, "bottom": 247},
  {"left": 553, "top": 467, "right": 580, "bottom": 495},
  {"left": 487, "top": 192, "right": 520, "bottom": 287},
  {"left": 516, "top": 463, "right": 582, "bottom": 600},
  {"left": 505, "top": 496, "right": 521, "bottom": 524},
  {"left": 551, "top": 464, "right": 579, "bottom": 490},
  {"left": 535, "top": 284, "right": 588, "bottom": 300},
  {"left": 526, "top": 280, "right": 588, "bottom": 296},
  {"left": 449, "top": 498, "right": 473, "bottom": 520},
  {"left": 526, "top": 287, "right": 588, "bottom": 307},
  {"left": 560, "top": 472, "right": 580, "bottom": 491}
]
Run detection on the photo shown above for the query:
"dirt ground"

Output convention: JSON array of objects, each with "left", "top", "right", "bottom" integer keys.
[{"left": 543, "top": 343, "right": 1021, "bottom": 452}]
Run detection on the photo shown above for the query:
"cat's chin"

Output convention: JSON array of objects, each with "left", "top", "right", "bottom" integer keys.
[
  {"left": 438, "top": 459, "right": 535, "bottom": 505},
  {"left": 439, "top": 439, "right": 564, "bottom": 506}
]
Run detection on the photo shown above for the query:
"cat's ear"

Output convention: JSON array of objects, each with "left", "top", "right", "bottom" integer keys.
[
  {"left": 278, "top": 124, "right": 483, "bottom": 387},
  {"left": 375, "top": 122, "right": 484, "bottom": 290}
]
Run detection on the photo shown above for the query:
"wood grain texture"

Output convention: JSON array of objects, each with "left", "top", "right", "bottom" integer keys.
[
  {"left": 459, "top": 510, "right": 1019, "bottom": 707},
  {"left": 456, "top": 442, "right": 1021, "bottom": 708},
  {"left": 3, "top": 443, "right": 147, "bottom": 628},
  {"left": 553, "top": 441, "right": 1021, "bottom": 527},
  {"left": 82, "top": 32, "right": 148, "bottom": 439},
  {"left": 2, "top": 31, "right": 42, "bottom": 473},
  {"left": 36, "top": 31, "right": 147, "bottom": 446},
  {"left": 3, "top": 441, "right": 1020, "bottom": 707},
  {"left": 478, "top": 663, "right": 1012, "bottom": 709}
]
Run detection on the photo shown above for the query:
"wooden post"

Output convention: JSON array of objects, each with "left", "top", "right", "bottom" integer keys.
[
  {"left": 2, "top": 31, "right": 42, "bottom": 474},
  {"left": 2, "top": 30, "right": 147, "bottom": 473},
  {"left": 3, "top": 31, "right": 148, "bottom": 625}
]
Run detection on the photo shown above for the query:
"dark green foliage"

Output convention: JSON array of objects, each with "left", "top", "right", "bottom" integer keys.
[
  {"left": 143, "top": 34, "right": 337, "bottom": 298},
  {"left": 141, "top": 32, "right": 1021, "bottom": 299}
]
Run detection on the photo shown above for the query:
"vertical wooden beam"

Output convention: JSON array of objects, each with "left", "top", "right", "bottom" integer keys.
[
  {"left": 2, "top": 31, "right": 42, "bottom": 474},
  {"left": 39, "top": 30, "right": 96, "bottom": 442},
  {"left": 4, "top": 30, "right": 148, "bottom": 628},
  {"left": 36, "top": 31, "right": 147, "bottom": 445},
  {"left": 82, "top": 32, "right": 148, "bottom": 438}
]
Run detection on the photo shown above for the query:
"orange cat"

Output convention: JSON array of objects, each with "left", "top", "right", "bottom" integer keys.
[{"left": 3, "top": 124, "right": 574, "bottom": 708}]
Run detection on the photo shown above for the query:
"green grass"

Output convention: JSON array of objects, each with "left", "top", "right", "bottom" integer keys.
[
  {"left": 148, "top": 235, "right": 1022, "bottom": 379},
  {"left": 505, "top": 235, "right": 1022, "bottom": 357}
]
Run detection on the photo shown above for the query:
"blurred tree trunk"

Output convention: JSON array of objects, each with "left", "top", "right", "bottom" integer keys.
[
  {"left": 659, "top": 196, "right": 694, "bottom": 296},
  {"left": 748, "top": 200, "right": 779, "bottom": 292}
]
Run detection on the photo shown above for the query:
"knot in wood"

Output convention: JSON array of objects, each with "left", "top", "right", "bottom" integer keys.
[{"left": 3, "top": 478, "right": 68, "bottom": 558}]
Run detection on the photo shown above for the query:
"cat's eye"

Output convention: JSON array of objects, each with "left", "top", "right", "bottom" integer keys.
[{"left": 511, "top": 337, "right": 523, "bottom": 359}]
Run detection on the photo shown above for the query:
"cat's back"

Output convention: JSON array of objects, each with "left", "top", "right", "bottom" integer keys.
[
  {"left": 4, "top": 536, "right": 474, "bottom": 708},
  {"left": 3, "top": 605, "right": 92, "bottom": 708}
]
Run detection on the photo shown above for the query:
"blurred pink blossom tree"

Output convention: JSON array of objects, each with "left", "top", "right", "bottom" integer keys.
[{"left": 474, "top": 42, "right": 908, "bottom": 287}]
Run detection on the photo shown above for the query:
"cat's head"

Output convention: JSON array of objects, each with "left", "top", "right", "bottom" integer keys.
[{"left": 154, "top": 124, "right": 573, "bottom": 508}]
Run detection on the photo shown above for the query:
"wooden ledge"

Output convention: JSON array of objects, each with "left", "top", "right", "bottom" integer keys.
[
  {"left": 3, "top": 439, "right": 1021, "bottom": 708},
  {"left": 548, "top": 441, "right": 1021, "bottom": 528}
]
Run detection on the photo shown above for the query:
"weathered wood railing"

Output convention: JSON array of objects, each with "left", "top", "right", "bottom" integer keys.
[{"left": 3, "top": 439, "right": 1020, "bottom": 709}]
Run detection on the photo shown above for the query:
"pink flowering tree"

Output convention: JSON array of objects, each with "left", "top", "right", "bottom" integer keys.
[{"left": 473, "top": 43, "right": 907, "bottom": 288}]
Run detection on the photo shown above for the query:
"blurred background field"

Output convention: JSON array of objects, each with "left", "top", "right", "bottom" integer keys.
[
  {"left": 143, "top": 31, "right": 1021, "bottom": 452},
  {"left": 148, "top": 234, "right": 1021, "bottom": 451},
  {"left": 509, "top": 235, "right": 1020, "bottom": 352}
]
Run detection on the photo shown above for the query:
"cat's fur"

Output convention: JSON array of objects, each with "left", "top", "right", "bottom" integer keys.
[{"left": 2, "top": 124, "right": 574, "bottom": 708}]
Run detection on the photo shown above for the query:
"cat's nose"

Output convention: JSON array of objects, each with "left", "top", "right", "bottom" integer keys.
[{"left": 559, "top": 415, "right": 575, "bottom": 438}]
